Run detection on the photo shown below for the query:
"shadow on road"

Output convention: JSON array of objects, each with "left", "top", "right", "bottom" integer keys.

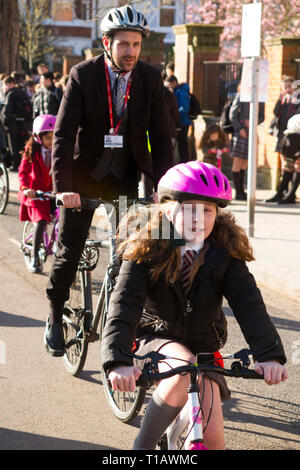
[
  {"left": 0, "top": 310, "right": 45, "bottom": 328},
  {"left": 0, "top": 426, "right": 117, "bottom": 450},
  {"left": 223, "top": 389, "right": 300, "bottom": 448}
]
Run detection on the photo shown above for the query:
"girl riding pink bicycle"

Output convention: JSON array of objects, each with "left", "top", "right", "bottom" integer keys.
[
  {"left": 18, "top": 114, "right": 56, "bottom": 273},
  {"left": 101, "top": 162, "right": 288, "bottom": 450}
]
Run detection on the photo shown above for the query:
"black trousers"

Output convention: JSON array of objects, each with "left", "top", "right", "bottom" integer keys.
[
  {"left": 177, "top": 125, "right": 189, "bottom": 163},
  {"left": 46, "top": 170, "right": 138, "bottom": 322},
  {"left": 7, "top": 132, "right": 26, "bottom": 169}
]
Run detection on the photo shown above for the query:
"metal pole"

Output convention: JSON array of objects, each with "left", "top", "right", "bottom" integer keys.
[{"left": 247, "top": 56, "right": 260, "bottom": 238}]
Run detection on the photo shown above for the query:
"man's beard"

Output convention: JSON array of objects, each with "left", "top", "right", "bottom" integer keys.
[{"left": 115, "top": 55, "right": 138, "bottom": 72}]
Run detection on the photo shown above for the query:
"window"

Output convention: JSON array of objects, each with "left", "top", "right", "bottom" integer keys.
[
  {"left": 160, "top": 0, "right": 176, "bottom": 27},
  {"left": 75, "top": 0, "right": 93, "bottom": 20}
]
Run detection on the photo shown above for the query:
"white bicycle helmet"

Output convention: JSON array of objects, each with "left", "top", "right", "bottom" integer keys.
[{"left": 100, "top": 4, "right": 150, "bottom": 39}]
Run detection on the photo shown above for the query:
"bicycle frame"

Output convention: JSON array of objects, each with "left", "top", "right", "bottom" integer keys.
[{"left": 43, "top": 208, "right": 60, "bottom": 255}]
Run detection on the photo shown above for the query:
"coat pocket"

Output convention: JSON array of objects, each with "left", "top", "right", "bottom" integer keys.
[{"left": 211, "top": 314, "right": 228, "bottom": 348}]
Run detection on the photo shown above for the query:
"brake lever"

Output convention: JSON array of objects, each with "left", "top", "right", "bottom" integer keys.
[{"left": 233, "top": 348, "right": 251, "bottom": 367}]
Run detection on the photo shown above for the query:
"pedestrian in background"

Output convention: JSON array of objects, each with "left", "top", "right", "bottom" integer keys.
[
  {"left": 273, "top": 114, "right": 300, "bottom": 204},
  {"left": 18, "top": 115, "right": 56, "bottom": 273},
  {"left": 166, "top": 75, "right": 192, "bottom": 163},
  {"left": 33, "top": 72, "right": 63, "bottom": 118},
  {"left": 266, "top": 75, "right": 300, "bottom": 203},
  {"left": 198, "top": 123, "right": 229, "bottom": 170},
  {"left": 229, "top": 89, "right": 265, "bottom": 200},
  {"left": 0, "top": 75, "right": 33, "bottom": 171}
]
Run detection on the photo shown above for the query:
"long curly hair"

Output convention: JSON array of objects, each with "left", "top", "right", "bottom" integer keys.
[
  {"left": 22, "top": 134, "right": 41, "bottom": 162},
  {"left": 117, "top": 202, "right": 254, "bottom": 285},
  {"left": 199, "top": 124, "right": 228, "bottom": 150}
]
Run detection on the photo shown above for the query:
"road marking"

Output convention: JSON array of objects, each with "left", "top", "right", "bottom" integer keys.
[{"left": 9, "top": 237, "right": 20, "bottom": 248}]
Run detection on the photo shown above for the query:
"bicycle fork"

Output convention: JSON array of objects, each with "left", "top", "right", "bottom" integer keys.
[{"left": 166, "top": 371, "right": 207, "bottom": 450}]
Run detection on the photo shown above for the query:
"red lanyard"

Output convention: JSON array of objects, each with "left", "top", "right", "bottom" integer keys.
[{"left": 104, "top": 61, "right": 132, "bottom": 135}]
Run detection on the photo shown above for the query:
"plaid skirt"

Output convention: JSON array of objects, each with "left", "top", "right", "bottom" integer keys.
[{"left": 231, "top": 133, "right": 249, "bottom": 159}]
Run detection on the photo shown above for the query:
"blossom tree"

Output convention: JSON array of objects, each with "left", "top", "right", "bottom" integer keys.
[{"left": 186, "top": 0, "right": 300, "bottom": 61}]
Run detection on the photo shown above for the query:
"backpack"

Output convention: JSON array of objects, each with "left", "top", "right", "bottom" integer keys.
[
  {"left": 220, "top": 98, "right": 234, "bottom": 134},
  {"left": 189, "top": 93, "right": 201, "bottom": 120}
]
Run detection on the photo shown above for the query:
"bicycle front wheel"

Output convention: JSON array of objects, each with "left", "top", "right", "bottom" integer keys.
[
  {"left": 0, "top": 161, "right": 9, "bottom": 214},
  {"left": 62, "top": 270, "right": 89, "bottom": 376},
  {"left": 99, "top": 299, "right": 146, "bottom": 423},
  {"left": 21, "top": 221, "right": 46, "bottom": 271}
]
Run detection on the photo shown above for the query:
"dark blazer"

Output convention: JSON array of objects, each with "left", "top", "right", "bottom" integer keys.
[
  {"left": 51, "top": 54, "right": 173, "bottom": 194},
  {"left": 101, "top": 245, "right": 286, "bottom": 373}
]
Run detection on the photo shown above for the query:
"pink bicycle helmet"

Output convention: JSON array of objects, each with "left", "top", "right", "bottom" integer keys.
[
  {"left": 33, "top": 114, "right": 56, "bottom": 144},
  {"left": 158, "top": 161, "right": 232, "bottom": 207}
]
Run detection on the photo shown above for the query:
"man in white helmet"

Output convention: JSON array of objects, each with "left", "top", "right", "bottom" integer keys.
[{"left": 44, "top": 4, "right": 174, "bottom": 356}]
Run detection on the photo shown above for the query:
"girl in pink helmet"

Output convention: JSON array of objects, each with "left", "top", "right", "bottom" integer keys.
[
  {"left": 101, "top": 161, "right": 287, "bottom": 450},
  {"left": 18, "top": 115, "right": 56, "bottom": 273}
]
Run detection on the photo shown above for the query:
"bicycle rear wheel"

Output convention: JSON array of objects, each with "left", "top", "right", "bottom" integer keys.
[
  {"left": 99, "top": 298, "right": 146, "bottom": 423},
  {"left": 0, "top": 161, "right": 9, "bottom": 214},
  {"left": 62, "top": 269, "right": 89, "bottom": 376}
]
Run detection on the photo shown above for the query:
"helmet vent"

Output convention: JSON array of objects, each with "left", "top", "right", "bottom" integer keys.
[
  {"left": 127, "top": 6, "right": 133, "bottom": 22},
  {"left": 108, "top": 13, "right": 113, "bottom": 22},
  {"left": 213, "top": 175, "right": 220, "bottom": 187},
  {"left": 200, "top": 174, "right": 208, "bottom": 186},
  {"left": 224, "top": 180, "right": 228, "bottom": 191},
  {"left": 118, "top": 10, "right": 124, "bottom": 21}
]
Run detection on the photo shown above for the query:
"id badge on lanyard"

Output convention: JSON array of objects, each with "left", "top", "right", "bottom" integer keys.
[{"left": 104, "top": 62, "right": 132, "bottom": 149}]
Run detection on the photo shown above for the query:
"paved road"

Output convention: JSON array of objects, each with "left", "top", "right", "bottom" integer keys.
[{"left": 0, "top": 197, "right": 299, "bottom": 451}]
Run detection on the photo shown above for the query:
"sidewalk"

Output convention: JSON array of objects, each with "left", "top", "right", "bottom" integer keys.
[{"left": 8, "top": 170, "right": 300, "bottom": 302}]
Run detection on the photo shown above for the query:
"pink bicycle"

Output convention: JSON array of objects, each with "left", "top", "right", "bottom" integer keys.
[{"left": 21, "top": 191, "right": 59, "bottom": 273}]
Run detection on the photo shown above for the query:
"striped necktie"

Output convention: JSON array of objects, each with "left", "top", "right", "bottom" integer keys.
[
  {"left": 112, "top": 73, "right": 126, "bottom": 121},
  {"left": 181, "top": 249, "right": 197, "bottom": 293},
  {"left": 44, "top": 149, "right": 51, "bottom": 171}
]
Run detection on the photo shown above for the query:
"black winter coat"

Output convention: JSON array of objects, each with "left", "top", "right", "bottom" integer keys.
[{"left": 101, "top": 245, "right": 286, "bottom": 373}]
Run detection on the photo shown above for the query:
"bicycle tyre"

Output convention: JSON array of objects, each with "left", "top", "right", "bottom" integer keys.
[
  {"left": 62, "top": 269, "right": 89, "bottom": 376},
  {"left": 0, "top": 161, "right": 9, "bottom": 214},
  {"left": 99, "top": 298, "right": 146, "bottom": 423},
  {"left": 21, "top": 221, "right": 47, "bottom": 271}
]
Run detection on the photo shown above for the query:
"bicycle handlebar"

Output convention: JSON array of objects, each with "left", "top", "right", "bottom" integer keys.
[
  {"left": 136, "top": 363, "right": 263, "bottom": 389},
  {"left": 33, "top": 192, "right": 153, "bottom": 210},
  {"left": 119, "top": 348, "right": 264, "bottom": 390}
]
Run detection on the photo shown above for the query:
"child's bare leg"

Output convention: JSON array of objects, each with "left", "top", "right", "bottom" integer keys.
[
  {"left": 156, "top": 341, "right": 196, "bottom": 407},
  {"left": 200, "top": 377, "right": 226, "bottom": 450}
]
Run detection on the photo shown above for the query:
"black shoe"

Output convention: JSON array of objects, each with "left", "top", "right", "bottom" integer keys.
[
  {"left": 235, "top": 192, "right": 247, "bottom": 201},
  {"left": 278, "top": 194, "right": 296, "bottom": 204},
  {"left": 265, "top": 193, "right": 283, "bottom": 203},
  {"left": 44, "top": 319, "right": 65, "bottom": 357}
]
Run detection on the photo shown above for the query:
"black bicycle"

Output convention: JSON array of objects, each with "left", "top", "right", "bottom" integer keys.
[
  {"left": 58, "top": 196, "right": 152, "bottom": 422},
  {"left": 0, "top": 149, "right": 9, "bottom": 214}
]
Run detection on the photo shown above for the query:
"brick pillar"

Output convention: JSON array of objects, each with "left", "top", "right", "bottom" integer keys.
[
  {"left": 172, "top": 24, "right": 223, "bottom": 108},
  {"left": 172, "top": 24, "right": 223, "bottom": 163},
  {"left": 139, "top": 32, "right": 166, "bottom": 70},
  {"left": 261, "top": 37, "right": 300, "bottom": 190}
]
